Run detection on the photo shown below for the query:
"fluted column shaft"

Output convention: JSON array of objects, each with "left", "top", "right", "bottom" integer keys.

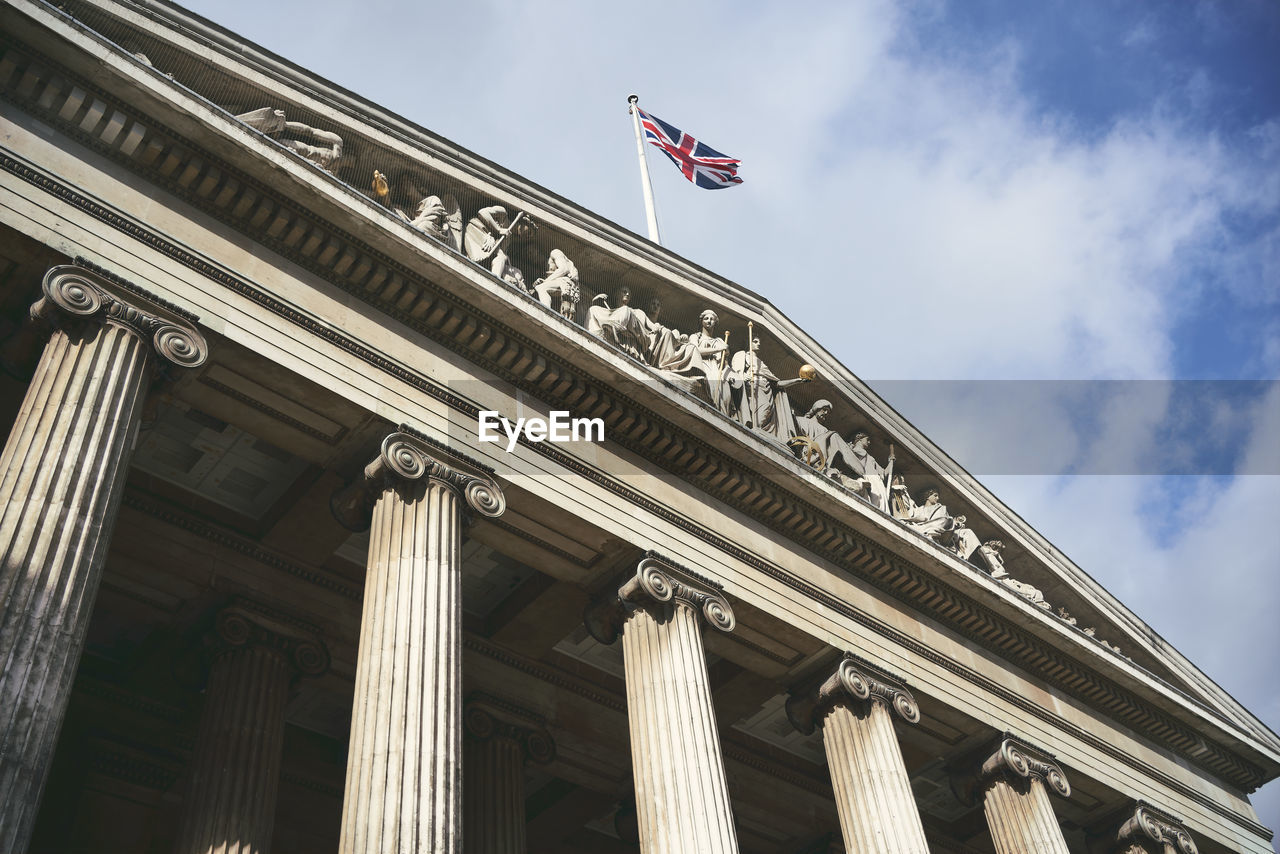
[
  {"left": 588, "top": 554, "right": 739, "bottom": 854},
  {"left": 173, "top": 605, "right": 328, "bottom": 854},
  {"left": 0, "top": 265, "right": 205, "bottom": 853},
  {"left": 983, "top": 776, "right": 1069, "bottom": 854},
  {"left": 177, "top": 645, "right": 290, "bottom": 854},
  {"left": 335, "top": 431, "right": 505, "bottom": 854},
  {"left": 462, "top": 696, "right": 555, "bottom": 854},
  {"left": 788, "top": 655, "right": 928, "bottom": 854},
  {"left": 465, "top": 735, "right": 524, "bottom": 854},
  {"left": 968, "top": 736, "right": 1072, "bottom": 854},
  {"left": 824, "top": 701, "right": 928, "bottom": 853}
]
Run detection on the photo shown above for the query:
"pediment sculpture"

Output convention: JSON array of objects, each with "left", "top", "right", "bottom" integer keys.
[{"left": 235, "top": 107, "right": 344, "bottom": 172}]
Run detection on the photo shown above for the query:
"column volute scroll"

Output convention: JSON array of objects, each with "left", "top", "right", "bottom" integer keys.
[
  {"left": 785, "top": 652, "right": 920, "bottom": 734},
  {"left": 584, "top": 551, "right": 736, "bottom": 644},
  {"left": 1091, "top": 801, "right": 1199, "bottom": 854},
  {"left": 331, "top": 425, "right": 505, "bottom": 531},
  {"left": 951, "top": 734, "right": 1073, "bottom": 854}
]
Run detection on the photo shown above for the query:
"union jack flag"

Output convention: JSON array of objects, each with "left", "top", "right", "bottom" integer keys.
[{"left": 636, "top": 108, "right": 743, "bottom": 190}]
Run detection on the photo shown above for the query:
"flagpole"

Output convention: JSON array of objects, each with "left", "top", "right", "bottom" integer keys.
[{"left": 627, "top": 94, "right": 662, "bottom": 244}]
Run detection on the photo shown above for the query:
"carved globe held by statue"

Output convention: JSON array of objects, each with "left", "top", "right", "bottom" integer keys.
[{"left": 798, "top": 364, "right": 818, "bottom": 381}]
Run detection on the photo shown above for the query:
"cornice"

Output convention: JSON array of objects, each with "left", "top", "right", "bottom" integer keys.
[{"left": 0, "top": 21, "right": 1274, "bottom": 823}]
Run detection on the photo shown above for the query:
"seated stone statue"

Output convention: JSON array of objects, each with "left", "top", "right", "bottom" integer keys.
[
  {"left": 900, "top": 487, "right": 980, "bottom": 560},
  {"left": 464, "top": 205, "right": 529, "bottom": 290},
  {"left": 532, "top": 249, "right": 580, "bottom": 320},
  {"left": 399, "top": 194, "right": 463, "bottom": 252},
  {"left": 235, "top": 108, "right": 343, "bottom": 172},
  {"left": 653, "top": 309, "right": 733, "bottom": 415},
  {"left": 729, "top": 337, "right": 808, "bottom": 443},
  {"left": 586, "top": 287, "right": 657, "bottom": 362},
  {"left": 838, "top": 431, "right": 891, "bottom": 511}
]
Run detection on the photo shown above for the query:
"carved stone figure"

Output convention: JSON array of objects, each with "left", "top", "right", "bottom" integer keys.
[
  {"left": 532, "top": 249, "right": 580, "bottom": 320},
  {"left": 789, "top": 400, "right": 842, "bottom": 471},
  {"left": 235, "top": 107, "right": 344, "bottom": 172},
  {"left": 652, "top": 309, "right": 734, "bottom": 415},
  {"left": 901, "top": 488, "right": 980, "bottom": 560},
  {"left": 840, "top": 431, "right": 891, "bottom": 511},
  {"left": 979, "top": 540, "right": 1051, "bottom": 610},
  {"left": 464, "top": 205, "right": 529, "bottom": 290},
  {"left": 586, "top": 287, "right": 657, "bottom": 361},
  {"left": 729, "top": 337, "right": 807, "bottom": 442},
  {"left": 400, "top": 194, "right": 464, "bottom": 252}
]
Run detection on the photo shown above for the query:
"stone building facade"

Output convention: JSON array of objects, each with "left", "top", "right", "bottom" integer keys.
[{"left": 0, "top": 1, "right": 1276, "bottom": 852}]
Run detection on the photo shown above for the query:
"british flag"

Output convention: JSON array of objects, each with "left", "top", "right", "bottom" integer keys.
[{"left": 636, "top": 108, "right": 743, "bottom": 190}]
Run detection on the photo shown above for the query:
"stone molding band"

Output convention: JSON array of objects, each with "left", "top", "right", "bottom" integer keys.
[
  {"left": 463, "top": 694, "right": 556, "bottom": 765},
  {"left": 787, "top": 653, "right": 921, "bottom": 735},
  {"left": 36, "top": 265, "right": 208, "bottom": 369},
  {"left": 1113, "top": 802, "right": 1199, "bottom": 854},
  {"left": 584, "top": 552, "right": 736, "bottom": 644},
  {"left": 211, "top": 602, "right": 330, "bottom": 678},
  {"left": 331, "top": 427, "right": 506, "bottom": 530},
  {"left": 977, "top": 735, "right": 1072, "bottom": 799}
]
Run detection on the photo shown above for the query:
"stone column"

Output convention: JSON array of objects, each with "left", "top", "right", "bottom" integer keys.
[
  {"left": 173, "top": 603, "right": 329, "bottom": 854},
  {"left": 0, "top": 264, "right": 207, "bottom": 852},
  {"left": 786, "top": 655, "right": 930, "bottom": 853},
  {"left": 332, "top": 429, "right": 505, "bottom": 854},
  {"left": 463, "top": 694, "right": 556, "bottom": 854},
  {"left": 1107, "top": 801, "right": 1198, "bottom": 854},
  {"left": 586, "top": 553, "right": 739, "bottom": 854},
  {"left": 966, "top": 736, "right": 1072, "bottom": 854}
]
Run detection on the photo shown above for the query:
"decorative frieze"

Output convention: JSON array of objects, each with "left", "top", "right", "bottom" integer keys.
[{"left": 0, "top": 264, "right": 205, "bottom": 854}]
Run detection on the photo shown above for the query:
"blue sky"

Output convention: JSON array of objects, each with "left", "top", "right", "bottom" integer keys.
[{"left": 176, "top": 0, "right": 1280, "bottom": 837}]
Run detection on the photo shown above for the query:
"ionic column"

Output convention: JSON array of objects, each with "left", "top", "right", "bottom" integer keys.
[
  {"left": 463, "top": 694, "right": 555, "bottom": 854},
  {"left": 332, "top": 429, "right": 505, "bottom": 854},
  {"left": 968, "top": 736, "right": 1072, "bottom": 854},
  {"left": 586, "top": 553, "right": 739, "bottom": 854},
  {"left": 0, "top": 264, "right": 207, "bottom": 852},
  {"left": 173, "top": 603, "right": 329, "bottom": 854},
  {"left": 786, "top": 655, "right": 929, "bottom": 853},
  {"left": 1109, "top": 801, "right": 1199, "bottom": 854}
]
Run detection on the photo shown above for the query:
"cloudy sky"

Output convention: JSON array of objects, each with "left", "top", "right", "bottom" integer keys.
[{"left": 177, "top": 0, "right": 1280, "bottom": 833}]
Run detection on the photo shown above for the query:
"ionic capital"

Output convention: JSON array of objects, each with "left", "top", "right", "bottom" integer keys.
[
  {"left": 584, "top": 552, "right": 735, "bottom": 644},
  {"left": 974, "top": 735, "right": 1071, "bottom": 799},
  {"left": 332, "top": 426, "right": 505, "bottom": 530},
  {"left": 210, "top": 601, "right": 330, "bottom": 678},
  {"left": 35, "top": 264, "right": 208, "bottom": 369},
  {"left": 1112, "top": 802, "right": 1198, "bottom": 854},
  {"left": 786, "top": 653, "right": 920, "bottom": 735},
  {"left": 463, "top": 694, "right": 555, "bottom": 765}
]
